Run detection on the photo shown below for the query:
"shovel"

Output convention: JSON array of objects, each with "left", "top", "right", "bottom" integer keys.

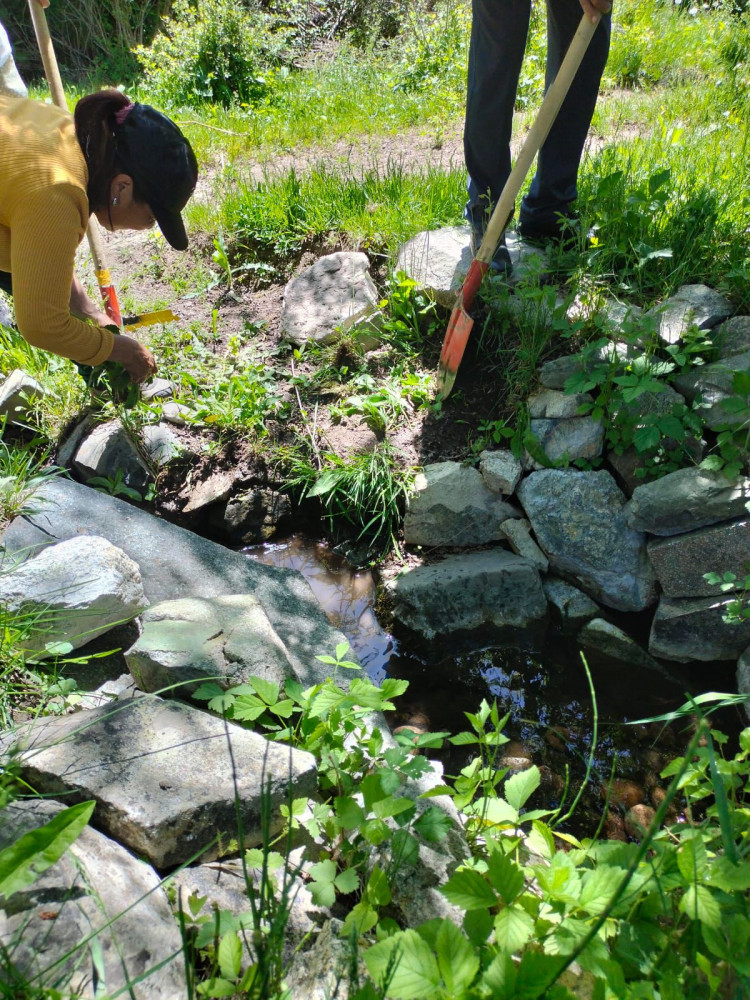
[
  {"left": 27, "top": 0, "right": 179, "bottom": 332},
  {"left": 437, "top": 12, "right": 600, "bottom": 400}
]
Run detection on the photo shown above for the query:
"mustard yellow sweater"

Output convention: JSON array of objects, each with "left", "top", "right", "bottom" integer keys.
[{"left": 0, "top": 96, "right": 114, "bottom": 365}]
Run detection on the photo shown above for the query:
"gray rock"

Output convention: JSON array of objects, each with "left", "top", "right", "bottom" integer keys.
[
  {"left": 126, "top": 595, "right": 297, "bottom": 696},
  {"left": 599, "top": 298, "right": 644, "bottom": 331},
  {"left": 219, "top": 487, "right": 292, "bottom": 543},
  {"left": 404, "top": 462, "right": 521, "bottom": 547},
  {"left": 74, "top": 419, "right": 153, "bottom": 493},
  {"left": 0, "top": 535, "right": 147, "bottom": 658},
  {"left": 281, "top": 252, "right": 379, "bottom": 346},
  {"left": 713, "top": 316, "right": 750, "bottom": 359},
  {"left": 500, "top": 518, "right": 549, "bottom": 572},
  {"left": 141, "top": 423, "right": 184, "bottom": 467},
  {"left": 542, "top": 576, "right": 600, "bottom": 632},
  {"left": 0, "top": 477, "right": 350, "bottom": 689},
  {"left": 517, "top": 469, "right": 656, "bottom": 612},
  {"left": 737, "top": 647, "right": 750, "bottom": 724},
  {"left": 526, "top": 416, "right": 604, "bottom": 467},
  {"left": 284, "top": 919, "right": 363, "bottom": 1000},
  {"left": 626, "top": 467, "right": 750, "bottom": 536},
  {"left": 538, "top": 341, "right": 635, "bottom": 390},
  {"left": 3, "top": 696, "right": 318, "bottom": 869},
  {"left": 649, "top": 595, "right": 750, "bottom": 661},
  {"left": 650, "top": 284, "right": 732, "bottom": 345},
  {"left": 479, "top": 449, "right": 523, "bottom": 495},
  {"left": 395, "top": 226, "right": 473, "bottom": 309},
  {"left": 394, "top": 227, "right": 546, "bottom": 308},
  {"left": 0, "top": 292, "right": 12, "bottom": 328},
  {"left": 56, "top": 415, "right": 97, "bottom": 470},
  {"left": 527, "top": 389, "right": 591, "bottom": 419},
  {"left": 672, "top": 352, "right": 750, "bottom": 430},
  {"left": 607, "top": 435, "right": 705, "bottom": 497},
  {"left": 0, "top": 369, "right": 44, "bottom": 424},
  {"left": 168, "top": 856, "right": 325, "bottom": 970},
  {"left": 160, "top": 401, "right": 193, "bottom": 427},
  {"left": 578, "top": 618, "right": 665, "bottom": 674},
  {"left": 387, "top": 548, "right": 547, "bottom": 640},
  {"left": 181, "top": 469, "right": 237, "bottom": 514},
  {"left": 648, "top": 519, "right": 750, "bottom": 597},
  {"left": 0, "top": 799, "right": 186, "bottom": 1000}
]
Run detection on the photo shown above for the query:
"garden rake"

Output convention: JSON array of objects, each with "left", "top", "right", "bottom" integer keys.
[
  {"left": 437, "top": 12, "right": 600, "bottom": 400},
  {"left": 27, "top": 0, "right": 179, "bottom": 332}
]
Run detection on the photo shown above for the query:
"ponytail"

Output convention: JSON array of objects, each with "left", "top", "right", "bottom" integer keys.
[{"left": 74, "top": 89, "right": 143, "bottom": 211}]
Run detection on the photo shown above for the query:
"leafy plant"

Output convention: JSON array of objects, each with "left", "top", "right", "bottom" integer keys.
[
  {"left": 87, "top": 468, "right": 144, "bottom": 502},
  {"left": 0, "top": 438, "right": 61, "bottom": 525},
  {"left": 704, "top": 565, "right": 750, "bottom": 624}
]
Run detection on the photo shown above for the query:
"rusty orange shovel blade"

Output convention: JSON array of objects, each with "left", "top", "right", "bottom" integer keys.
[{"left": 437, "top": 304, "right": 474, "bottom": 401}]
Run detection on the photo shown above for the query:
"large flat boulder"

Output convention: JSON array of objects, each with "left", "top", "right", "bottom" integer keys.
[
  {"left": 0, "top": 534, "right": 147, "bottom": 657},
  {"left": 387, "top": 548, "right": 547, "bottom": 640},
  {"left": 404, "top": 461, "right": 520, "bottom": 547},
  {"left": 649, "top": 596, "right": 750, "bottom": 661},
  {"left": 0, "top": 798, "right": 186, "bottom": 999},
  {"left": 647, "top": 518, "right": 750, "bottom": 598},
  {"left": 2, "top": 696, "right": 317, "bottom": 869},
  {"left": 626, "top": 467, "right": 750, "bottom": 537},
  {"left": 0, "top": 477, "right": 348, "bottom": 687},
  {"left": 516, "top": 469, "right": 656, "bottom": 612},
  {"left": 126, "top": 595, "right": 298, "bottom": 695}
]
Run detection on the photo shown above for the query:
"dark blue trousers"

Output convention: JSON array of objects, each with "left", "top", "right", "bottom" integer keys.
[{"left": 464, "top": 0, "right": 611, "bottom": 234}]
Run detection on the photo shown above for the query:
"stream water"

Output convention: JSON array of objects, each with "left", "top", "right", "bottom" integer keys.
[{"left": 244, "top": 535, "right": 743, "bottom": 837}]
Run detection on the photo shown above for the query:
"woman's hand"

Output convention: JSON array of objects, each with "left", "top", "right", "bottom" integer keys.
[
  {"left": 107, "top": 334, "right": 157, "bottom": 383},
  {"left": 580, "top": 0, "right": 612, "bottom": 24}
]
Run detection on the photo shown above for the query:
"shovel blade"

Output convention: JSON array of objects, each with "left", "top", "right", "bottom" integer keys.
[{"left": 437, "top": 305, "right": 474, "bottom": 401}]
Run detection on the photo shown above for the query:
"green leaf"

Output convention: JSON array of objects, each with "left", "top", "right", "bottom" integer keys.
[
  {"left": 679, "top": 885, "right": 721, "bottom": 927},
  {"left": 481, "top": 953, "right": 517, "bottom": 999},
  {"left": 504, "top": 765, "right": 541, "bottom": 811},
  {"left": 436, "top": 919, "right": 479, "bottom": 995},
  {"left": 364, "top": 930, "right": 441, "bottom": 999},
  {"left": 366, "top": 865, "right": 392, "bottom": 907},
  {"left": 0, "top": 800, "right": 95, "bottom": 899},
  {"left": 494, "top": 905, "right": 535, "bottom": 953},
  {"left": 248, "top": 676, "right": 279, "bottom": 705},
  {"left": 309, "top": 684, "right": 347, "bottom": 718},
  {"left": 373, "top": 796, "right": 415, "bottom": 821},
  {"left": 391, "top": 829, "right": 419, "bottom": 866},
  {"left": 441, "top": 868, "right": 497, "bottom": 911},
  {"left": 342, "top": 900, "right": 378, "bottom": 938},
  {"left": 413, "top": 807, "right": 453, "bottom": 843},
  {"left": 463, "top": 907, "right": 493, "bottom": 946},
  {"left": 196, "top": 978, "right": 240, "bottom": 998},
  {"left": 677, "top": 835, "right": 708, "bottom": 882},
  {"left": 217, "top": 931, "right": 242, "bottom": 981},
  {"left": 708, "top": 857, "right": 750, "bottom": 892},
  {"left": 580, "top": 865, "right": 624, "bottom": 915},
  {"left": 487, "top": 850, "right": 525, "bottom": 904},
  {"left": 380, "top": 678, "right": 409, "bottom": 700},
  {"left": 231, "top": 695, "right": 266, "bottom": 721},
  {"left": 334, "top": 796, "right": 365, "bottom": 830},
  {"left": 335, "top": 640, "right": 350, "bottom": 661},
  {"left": 335, "top": 867, "right": 360, "bottom": 894}
]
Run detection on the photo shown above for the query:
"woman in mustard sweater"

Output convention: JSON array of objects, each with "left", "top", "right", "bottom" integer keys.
[{"left": 0, "top": 88, "right": 197, "bottom": 383}]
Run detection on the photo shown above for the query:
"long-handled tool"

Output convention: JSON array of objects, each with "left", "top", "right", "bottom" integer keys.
[
  {"left": 437, "top": 13, "right": 600, "bottom": 401},
  {"left": 27, "top": 0, "right": 179, "bottom": 332}
]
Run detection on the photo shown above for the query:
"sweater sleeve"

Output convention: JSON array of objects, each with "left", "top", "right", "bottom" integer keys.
[{"left": 9, "top": 186, "right": 114, "bottom": 366}]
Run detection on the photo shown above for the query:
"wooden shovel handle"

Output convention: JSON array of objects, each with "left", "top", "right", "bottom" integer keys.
[{"left": 477, "top": 13, "right": 600, "bottom": 264}]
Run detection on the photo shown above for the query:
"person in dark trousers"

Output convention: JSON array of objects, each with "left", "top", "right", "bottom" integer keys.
[{"left": 464, "top": 0, "right": 612, "bottom": 272}]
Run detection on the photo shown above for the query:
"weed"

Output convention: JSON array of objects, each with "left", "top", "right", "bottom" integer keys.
[{"left": 286, "top": 446, "right": 413, "bottom": 557}]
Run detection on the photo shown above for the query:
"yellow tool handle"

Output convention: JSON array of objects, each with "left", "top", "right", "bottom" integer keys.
[
  {"left": 27, "top": 0, "right": 115, "bottom": 296},
  {"left": 477, "top": 13, "right": 599, "bottom": 265}
]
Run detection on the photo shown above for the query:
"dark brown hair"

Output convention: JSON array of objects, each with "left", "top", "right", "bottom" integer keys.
[{"left": 73, "top": 89, "right": 145, "bottom": 211}]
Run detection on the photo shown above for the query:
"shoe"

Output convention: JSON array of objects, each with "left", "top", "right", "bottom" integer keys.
[
  {"left": 470, "top": 228, "right": 513, "bottom": 277},
  {"left": 140, "top": 377, "right": 175, "bottom": 401},
  {"left": 517, "top": 212, "right": 582, "bottom": 248}
]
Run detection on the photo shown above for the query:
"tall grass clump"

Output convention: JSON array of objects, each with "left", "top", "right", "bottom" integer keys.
[
  {"left": 193, "top": 163, "right": 466, "bottom": 266},
  {"left": 575, "top": 117, "right": 750, "bottom": 307}
]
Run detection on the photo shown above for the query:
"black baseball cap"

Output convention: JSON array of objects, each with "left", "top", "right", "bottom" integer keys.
[{"left": 114, "top": 104, "right": 198, "bottom": 251}]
